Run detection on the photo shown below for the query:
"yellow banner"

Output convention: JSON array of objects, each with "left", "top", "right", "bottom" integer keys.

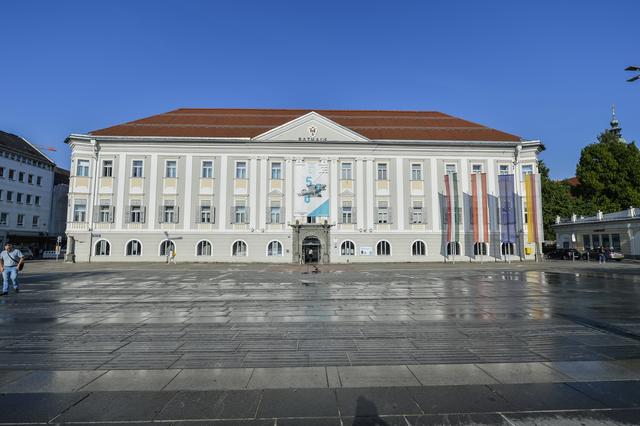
[{"left": 525, "top": 175, "right": 536, "bottom": 243}]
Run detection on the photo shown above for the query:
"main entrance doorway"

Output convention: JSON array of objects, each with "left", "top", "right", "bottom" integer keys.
[{"left": 302, "top": 236, "right": 321, "bottom": 264}]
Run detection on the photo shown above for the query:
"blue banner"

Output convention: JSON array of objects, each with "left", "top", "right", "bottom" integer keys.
[{"left": 498, "top": 174, "right": 517, "bottom": 244}]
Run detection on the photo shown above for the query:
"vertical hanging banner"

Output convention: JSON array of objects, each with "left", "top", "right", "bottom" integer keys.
[
  {"left": 471, "top": 172, "right": 489, "bottom": 243},
  {"left": 498, "top": 174, "right": 517, "bottom": 244},
  {"left": 444, "top": 173, "right": 461, "bottom": 243},
  {"left": 525, "top": 173, "right": 543, "bottom": 243},
  {"left": 294, "top": 161, "right": 329, "bottom": 217}
]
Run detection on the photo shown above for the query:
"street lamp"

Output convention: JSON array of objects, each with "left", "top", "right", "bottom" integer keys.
[{"left": 625, "top": 66, "right": 640, "bottom": 82}]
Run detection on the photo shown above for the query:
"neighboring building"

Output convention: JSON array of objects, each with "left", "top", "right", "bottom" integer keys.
[
  {"left": 0, "top": 130, "right": 64, "bottom": 250},
  {"left": 50, "top": 167, "right": 70, "bottom": 238},
  {"left": 64, "top": 108, "right": 542, "bottom": 263},
  {"left": 553, "top": 208, "right": 640, "bottom": 258}
]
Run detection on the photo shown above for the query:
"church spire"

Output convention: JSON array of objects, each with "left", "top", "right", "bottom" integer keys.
[{"left": 609, "top": 105, "right": 623, "bottom": 139}]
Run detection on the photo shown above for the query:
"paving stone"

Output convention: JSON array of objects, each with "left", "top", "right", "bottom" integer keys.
[
  {"left": 475, "top": 362, "right": 572, "bottom": 384},
  {"left": 410, "top": 384, "right": 514, "bottom": 414},
  {"left": 408, "top": 364, "right": 499, "bottom": 386},
  {"left": 55, "top": 391, "right": 176, "bottom": 422},
  {"left": 164, "top": 368, "right": 253, "bottom": 390},
  {"left": 502, "top": 410, "right": 617, "bottom": 426},
  {"left": 157, "top": 390, "right": 261, "bottom": 420},
  {"left": 277, "top": 418, "right": 342, "bottom": 426},
  {"left": 0, "top": 370, "right": 106, "bottom": 393},
  {"left": 490, "top": 383, "right": 605, "bottom": 411},
  {"left": 338, "top": 365, "right": 421, "bottom": 387},
  {"left": 248, "top": 367, "right": 327, "bottom": 389},
  {"left": 0, "top": 392, "right": 88, "bottom": 423},
  {"left": 544, "top": 360, "right": 640, "bottom": 381},
  {"left": 336, "top": 387, "right": 422, "bottom": 416},
  {"left": 406, "top": 413, "right": 510, "bottom": 425},
  {"left": 80, "top": 369, "right": 181, "bottom": 391},
  {"left": 257, "top": 388, "right": 339, "bottom": 418},
  {"left": 567, "top": 380, "right": 640, "bottom": 408}
]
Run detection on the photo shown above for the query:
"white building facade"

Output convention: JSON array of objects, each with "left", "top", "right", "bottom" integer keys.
[{"left": 64, "top": 109, "right": 542, "bottom": 263}]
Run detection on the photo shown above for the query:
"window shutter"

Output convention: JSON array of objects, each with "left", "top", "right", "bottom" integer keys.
[
  {"left": 158, "top": 207, "right": 164, "bottom": 223},
  {"left": 174, "top": 206, "right": 179, "bottom": 223},
  {"left": 110, "top": 206, "right": 116, "bottom": 223},
  {"left": 387, "top": 207, "right": 393, "bottom": 224},
  {"left": 141, "top": 206, "right": 146, "bottom": 223},
  {"left": 279, "top": 207, "right": 285, "bottom": 224},
  {"left": 125, "top": 207, "right": 131, "bottom": 223},
  {"left": 212, "top": 207, "right": 216, "bottom": 224},
  {"left": 93, "top": 206, "right": 99, "bottom": 223}
]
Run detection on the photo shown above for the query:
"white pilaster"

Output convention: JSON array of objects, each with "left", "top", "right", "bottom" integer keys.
[
  {"left": 395, "top": 157, "right": 405, "bottom": 230},
  {"left": 356, "top": 158, "right": 365, "bottom": 228},
  {"left": 183, "top": 154, "right": 193, "bottom": 230},
  {"left": 258, "top": 156, "right": 268, "bottom": 230},
  {"left": 285, "top": 157, "right": 294, "bottom": 224},
  {"left": 147, "top": 154, "right": 158, "bottom": 228},
  {"left": 460, "top": 159, "right": 468, "bottom": 230},
  {"left": 430, "top": 158, "right": 439, "bottom": 232},
  {"left": 218, "top": 155, "right": 228, "bottom": 228},
  {"left": 330, "top": 158, "right": 338, "bottom": 224},
  {"left": 487, "top": 159, "right": 496, "bottom": 195},
  {"left": 366, "top": 159, "right": 374, "bottom": 230},
  {"left": 115, "top": 154, "right": 126, "bottom": 228},
  {"left": 249, "top": 156, "right": 258, "bottom": 229}
]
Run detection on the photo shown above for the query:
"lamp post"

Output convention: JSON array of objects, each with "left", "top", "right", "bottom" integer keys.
[{"left": 625, "top": 66, "right": 640, "bottom": 82}]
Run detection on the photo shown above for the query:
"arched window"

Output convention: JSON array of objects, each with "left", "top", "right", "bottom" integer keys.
[
  {"left": 267, "top": 240, "right": 282, "bottom": 256},
  {"left": 232, "top": 240, "right": 247, "bottom": 256},
  {"left": 412, "top": 241, "right": 426, "bottom": 256},
  {"left": 95, "top": 239, "right": 110, "bottom": 256},
  {"left": 160, "top": 240, "right": 175, "bottom": 256},
  {"left": 501, "top": 242, "right": 515, "bottom": 255},
  {"left": 474, "top": 242, "right": 488, "bottom": 256},
  {"left": 197, "top": 240, "right": 212, "bottom": 256},
  {"left": 446, "top": 242, "right": 460, "bottom": 256},
  {"left": 341, "top": 240, "right": 355, "bottom": 256},
  {"left": 126, "top": 240, "right": 142, "bottom": 256},
  {"left": 376, "top": 240, "right": 391, "bottom": 256}
]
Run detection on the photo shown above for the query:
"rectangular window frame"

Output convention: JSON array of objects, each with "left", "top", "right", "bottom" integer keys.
[
  {"left": 235, "top": 161, "right": 247, "bottom": 179},
  {"left": 410, "top": 163, "right": 422, "bottom": 181},
  {"left": 102, "top": 160, "right": 113, "bottom": 177},
  {"left": 165, "top": 160, "right": 177, "bottom": 178},
  {"left": 270, "top": 162, "right": 282, "bottom": 180},
  {"left": 131, "top": 160, "right": 144, "bottom": 178},
  {"left": 201, "top": 160, "right": 214, "bottom": 179},
  {"left": 341, "top": 162, "right": 353, "bottom": 180},
  {"left": 377, "top": 163, "right": 388, "bottom": 181}
]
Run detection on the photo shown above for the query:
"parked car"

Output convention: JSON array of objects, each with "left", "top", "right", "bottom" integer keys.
[
  {"left": 547, "top": 248, "right": 581, "bottom": 260},
  {"left": 16, "top": 248, "right": 34, "bottom": 260},
  {"left": 582, "top": 248, "right": 624, "bottom": 262}
]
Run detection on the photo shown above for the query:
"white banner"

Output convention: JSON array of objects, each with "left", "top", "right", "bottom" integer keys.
[{"left": 294, "top": 161, "right": 330, "bottom": 217}]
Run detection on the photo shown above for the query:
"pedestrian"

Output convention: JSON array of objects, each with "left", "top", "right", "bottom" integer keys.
[
  {"left": 1, "top": 242, "right": 25, "bottom": 296},
  {"left": 598, "top": 246, "right": 605, "bottom": 264},
  {"left": 169, "top": 248, "right": 177, "bottom": 264}
]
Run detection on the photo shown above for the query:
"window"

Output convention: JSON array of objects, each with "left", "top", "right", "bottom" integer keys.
[
  {"left": 267, "top": 240, "right": 282, "bottom": 256},
  {"left": 18, "top": 172, "right": 24, "bottom": 182},
  {"left": 28, "top": 174, "right": 33, "bottom": 184},
  {"left": 523, "top": 203, "right": 528, "bottom": 224},
  {"left": 472, "top": 164, "right": 483, "bottom": 173},
  {"left": 200, "top": 205, "right": 212, "bottom": 223},
  {"left": 412, "top": 241, "right": 426, "bottom": 256},
  {"left": 592, "top": 234, "right": 601, "bottom": 248},
  {"left": 36, "top": 176, "right": 42, "bottom": 186},
  {"left": 377, "top": 163, "right": 388, "bottom": 180},
  {"left": 98, "top": 205, "right": 112, "bottom": 223},
  {"left": 522, "top": 164, "right": 534, "bottom": 178},
  {"left": 341, "top": 241, "right": 355, "bottom": 256},
  {"left": 501, "top": 242, "right": 515, "bottom": 256},
  {"left": 94, "top": 240, "right": 110, "bottom": 256},
  {"left": 341, "top": 203, "right": 353, "bottom": 224},
  {"left": 132, "top": 160, "right": 143, "bottom": 177},
  {"left": 202, "top": 161, "right": 213, "bottom": 178},
  {"left": 612, "top": 234, "right": 621, "bottom": 251},
  {"left": 16, "top": 193, "right": 23, "bottom": 204},
  {"left": 0, "top": 213, "right": 7, "bottom": 226},
  {"left": 341, "top": 162, "right": 353, "bottom": 180},
  {"left": 162, "top": 205, "right": 176, "bottom": 223},
  {"left": 377, "top": 202, "right": 389, "bottom": 224},
  {"left": 197, "top": 240, "right": 212, "bottom": 256},
  {"left": 271, "top": 162, "right": 282, "bottom": 179},
  {"left": 376, "top": 240, "right": 391, "bottom": 256},
  {"left": 447, "top": 242, "right": 461, "bottom": 256},
  {"left": 602, "top": 234, "right": 610, "bottom": 248},
  {"left": 126, "top": 240, "right": 142, "bottom": 256},
  {"left": 445, "top": 164, "right": 457, "bottom": 174},
  {"left": 233, "top": 205, "right": 247, "bottom": 224},
  {"left": 235, "top": 161, "right": 247, "bottom": 179},
  {"left": 32, "top": 216, "right": 39, "bottom": 227},
  {"left": 17, "top": 214, "right": 24, "bottom": 227},
  {"left": 411, "top": 205, "right": 423, "bottom": 224},
  {"left": 232, "top": 240, "right": 247, "bottom": 256},
  {"left": 0, "top": 190, "right": 3, "bottom": 201},
  {"left": 473, "top": 242, "right": 488, "bottom": 256},
  {"left": 73, "top": 202, "right": 87, "bottom": 222},
  {"left": 76, "top": 160, "right": 89, "bottom": 177},
  {"left": 8, "top": 169, "right": 14, "bottom": 180},
  {"left": 102, "top": 160, "right": 113, "bottom": 177},
  {"left": 269, "top": 206, "right": 282, "bottom": 224},
  {"left": 35, "top": 196, "right": 40, "bottom": 206},
  {"left": 499, "top": 164, "right": 510, "bottom": 175},
  {"left": 411, "top": 163, "right": 422, "bottom": 181},
  {"left": 165, "top": 160, "right": 177, "bottom": 178},
  {"left": 160, "top": 240, "right": 175, "bottom": 256},
  {"left": 7, "top": 191, "right": 13, "bottom": 202},
  {"left": 583, "top": 235, "right": 591, "bottom": 250},
  {"left": 130, "top": 205, "right": 144, "bottom": 223},
  {"left": 0, "top": 167, "right": 4, "bottom": 177},
  {"left": 26, "top": 194, "right": 32, "bottom": 204}
]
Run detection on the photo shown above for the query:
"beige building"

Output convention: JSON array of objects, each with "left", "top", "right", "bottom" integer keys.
[{"left": 64, "top": 108, "right": 542, "bottom": 263}]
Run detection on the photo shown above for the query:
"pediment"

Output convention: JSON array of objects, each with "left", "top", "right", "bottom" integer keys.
[
  {"left": 268, "top": 189, "right": 284, "bottom": 197},
  {"left": 339, "top": 189, "right": 355, "bottom": 197},
  {"left": 253, "top": 112, "right": 369, "bottom": 142}
]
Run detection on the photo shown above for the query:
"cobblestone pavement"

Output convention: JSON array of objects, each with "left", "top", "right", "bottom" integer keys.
[{"left": 1, "top": 261, "right": 640, "bottom": 424}]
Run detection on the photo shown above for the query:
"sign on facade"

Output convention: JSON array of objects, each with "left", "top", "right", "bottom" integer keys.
[{"left": 294, "top": 161, "right": 329, "bottom": 217}]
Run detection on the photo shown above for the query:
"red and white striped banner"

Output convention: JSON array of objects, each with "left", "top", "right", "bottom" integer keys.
[{"left": 471, "top": 172, "right": 489, "bottom": 243}]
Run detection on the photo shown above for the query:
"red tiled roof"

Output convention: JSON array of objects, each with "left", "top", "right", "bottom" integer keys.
[
  {"left": 563, "top": 177, "right": 580, "bottom": 187},
  {"left": 89, "top": 108, "right": 522, "bottom": 142}
]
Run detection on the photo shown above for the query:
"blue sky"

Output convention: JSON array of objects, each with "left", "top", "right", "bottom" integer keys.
[{"left": 1, "top": 0, "right": 638, "bottom": 179}]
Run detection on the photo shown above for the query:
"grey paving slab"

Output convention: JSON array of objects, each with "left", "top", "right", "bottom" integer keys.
[
  {"left": 410, "top": 384, "right": 514, "bottom": 414},
  {"left": 476, "top": 362, "right": 573, "bottom": 384},
  {"left": 80, "top": 369, "right": 181, "bottom": 391},
  {"left": 157, "top": 390, "right": 261, "bottom": 420},
  {"left": 247, "top": 366, "right": 327, "bottom": 389},
  {"left": 55, "top": 391, "right": 176, "bottom": 422},
  {"left": 257, "top": 388, "right": 339, "bottom": 418},
  {"left": 567, "top": 380, "right": 640, "bottom": 408},
  {"left": 338, "top": 365, "right": 421, "bottom": 387},
  {"left": 336, "top": 387, "right": 422, "bottom": 416},
  {"left": 406, "top": 413, "right": 510, "bottom": 425},
  {"left": 545, "top": 360, "right": 640, "bottom": 381},
  {"left": 408, "top": 364, "right": 499, "bottom": 386},
  {"left": 503, "top": 410, "right": 617, "bottom": 426},
  {"left": 0, "top": 392, "right": 88, "bottom": 423},
  {"left": 0, "top": 369, "right": 32, "bottom": 386},
  {"left": 0, "top": 370, "right": 106, "bottom": 393},
  {"left": 164, "top": 368, "right": 253, "bottom": 390},
  {"left": 490, "top": 383, "right": 606, "bottom": 411}
]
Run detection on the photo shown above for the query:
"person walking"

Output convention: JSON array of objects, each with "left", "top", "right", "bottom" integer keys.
[
  {"left": 598, "top": 245, "right": 605, "bottom": 264},
  {"left": 1, "top": 242, "right": 25, "bottom": 296}
]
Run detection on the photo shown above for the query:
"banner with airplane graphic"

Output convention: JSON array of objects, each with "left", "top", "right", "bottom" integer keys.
[{"left": 294, "top": 161, "right": 330, "bottom": 218}]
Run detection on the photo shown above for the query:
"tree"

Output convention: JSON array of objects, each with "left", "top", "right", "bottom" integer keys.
[
  {"left": 574, "top": 130, "right": 640, "bottom": 212},
  {"left": 539, "top": 159, "right": 584, "bottom": 240}
]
